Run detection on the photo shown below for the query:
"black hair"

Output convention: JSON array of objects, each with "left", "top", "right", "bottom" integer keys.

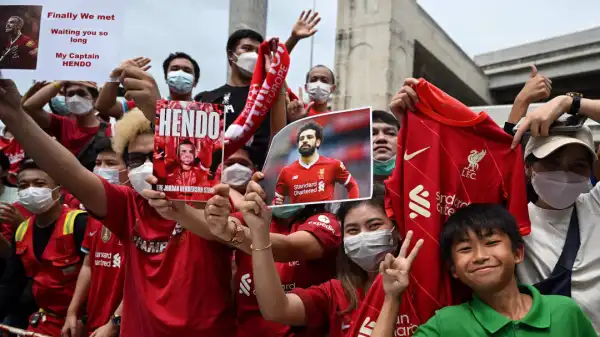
[
  {"left": 373, "top": 110, "right": 400, "bottom": 129},
  {"left": 335, "top": 182, "right": 388, "bottom": 314},
  {"left": 18, "top": 157, "right": 39, "bottom": 173},
  {"left": 0, "top": 152, "right": 9, "bottom": 173},
  {"left": 440, "top": 203, "right": 524, "bottom": 267},
  {"left": 296, "top": 121, "right": 324, "bottom": 145},
  {"left": 305, "top": 65, "right": 336, "bottom": 85},
  {"left": 289, "top": 203, "right": 328, "bottom": 225},
  {"left": 63, "top": 83, "right": 99, "bottom": 100},
  {"left": 226, "top": 29, "right": 264, "bottom": 54},
  {"left": 97, "top": 137, "right": 115, "bottom": 154},
  {"left": 162, "top": 52, "right": 201, "bottom": 83}
]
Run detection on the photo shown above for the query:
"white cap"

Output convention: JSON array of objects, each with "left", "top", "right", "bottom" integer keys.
[{"left": 524, "top": 126, "right": 597, "bottom": 160}]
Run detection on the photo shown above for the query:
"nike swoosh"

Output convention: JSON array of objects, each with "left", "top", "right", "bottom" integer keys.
[
  {"left": 404, "top": 146, "right": 431, "bottom": 160},
  {"left": 89, "top": 231, "right": 97, "bottom": 236}
]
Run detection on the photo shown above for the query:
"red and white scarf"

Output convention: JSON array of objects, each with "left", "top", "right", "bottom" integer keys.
[{"left": 223, "top": 38, "right": 290, "bottom": 160}]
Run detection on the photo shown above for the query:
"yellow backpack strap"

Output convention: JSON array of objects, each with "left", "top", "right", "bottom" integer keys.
[
  {"left": 15, "top": 218, "right": 31, "bottom": 242},
  {"left": 63, "top": 210, "right": 86, "bottom": 236}
]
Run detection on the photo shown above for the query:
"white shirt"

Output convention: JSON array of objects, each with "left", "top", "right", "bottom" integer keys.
[{"left": 517, "top": 184, "right": 600, "bottom": 332}]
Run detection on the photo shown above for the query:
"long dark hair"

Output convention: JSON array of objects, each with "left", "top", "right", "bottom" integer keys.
[{"left": 336, "top": 183, "right": 387, "bottom": 314}]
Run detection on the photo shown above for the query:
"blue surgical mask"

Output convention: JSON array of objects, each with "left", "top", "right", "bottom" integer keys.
[
  {"left": 373, "top": 156, "right": 396, "bottom": 176},
  {"left": 167, "top": 70, "right": 194, "bottom": 94},
  {"left": 50, "top": 96, "right": 69, "bottom": 116},
  {"left": 272, "top": 204, "right": 305, "bottom": 219}
]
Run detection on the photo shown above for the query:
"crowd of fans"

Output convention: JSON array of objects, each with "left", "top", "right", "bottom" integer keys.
[{"left": 0, "top": 8, "right": 599, "bottom": 337}]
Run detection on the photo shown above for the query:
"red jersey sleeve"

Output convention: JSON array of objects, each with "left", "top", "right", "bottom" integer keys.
[
  {"left": 334, "top": 160, "right": 352, "bottom": 186},
  {"left": 505, "top": 146, "right": 531, "bottom": 236},
  {"left": 296, "top": 213, "right": 341, "bottom": 254},
  {"left": 275, "top": 169, "right": 289, "bottom": 200},
  {"left": 46, "top": 113, "right": 65, "bottom": 141},
  {"left": 95, "top": 178, "right": 131, "bottom": 241},
  {"left": 291, "top": 281, "right": 334, "bottom": 330}
]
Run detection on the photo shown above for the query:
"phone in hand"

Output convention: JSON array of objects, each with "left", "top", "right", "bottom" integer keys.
[{"left": 548, "top": 114, "right": 588, "bottom": 133}]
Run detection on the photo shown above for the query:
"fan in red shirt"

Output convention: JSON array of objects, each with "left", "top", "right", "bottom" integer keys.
[
  {"left": 0, "top": 89, "right": 236, "bottom": 337},
  {"left": 223, "top": 204, "right": 340, "bottom": 337},
  {"left": 0, "top": 127, "right": 25, "bottom": 185},
  {"left": 237, "top": 182, "right": 403, "bottom": 337},
  {"left": 0, "top": 16, "right": 38, "bottom": 69},
  {"left": 63, "top": 138, "right": 127, "bottom": 337},
  {"left": 287, "top": 65, "right": 335, "bottom": 123},
  {"left": 21, "top": 81, "right": 111, "bottom": 171},
  {"left": 344, "top": 78, "right": 531, "bottom": 337},
  {"left": 274, "top": 121, "right": 359, "bottom": 205}
]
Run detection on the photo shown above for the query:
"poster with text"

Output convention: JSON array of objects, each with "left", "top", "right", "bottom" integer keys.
[
  {"left": 153, "top": 100, "right": 225, "bottom": 203},
  {"left": 261, "top": 107, "right": 373, "bottom": 208},
  {"left": 0, "top": 0, "right": 124, "bottom": 81}
]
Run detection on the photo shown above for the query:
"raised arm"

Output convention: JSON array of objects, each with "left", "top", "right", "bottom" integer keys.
[
  {"left": 285, "top": 10, "right": 321, "bottom": 54},
  {"left": 242, "top": 181, "right": 307, "bottom": 325},
  {"left": 21, "top": 81, "right": 57, "bottom": 129},
  {"left": 0, "top": 80, "right": 108, "bottom": 218},
  {"left": 507, "top": 65, "right": 551, "bottom": 125}
]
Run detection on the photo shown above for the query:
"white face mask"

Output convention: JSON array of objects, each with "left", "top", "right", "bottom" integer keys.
[
  {"left": 167, "top": 70, "right": 194, "bottom": 94},
  {"left": 234, "top": 52, "right": 258, "bottom": 78},
  {"left": 532, "top": 170, "right": 591, "bottom": 209},
  {"left": 128, "top": 161, "right": 153, "bottom": 197},
  {"left": 343, "top": 228, "right": 398, "bottom": 272},
  {"left": 306, "top": 81, "right": 332, "bottom": 103},
  {"left": 18, "top": 186, "right": 59, "bottom": 214},
  {"left": 94, "top": 167, "right": 121, "bottom": 185},
  {"left": 66, "top": 95, "right": 94, "bottom": 115},
  {"left": 222, "top": 163, "right": 252, "bottom": 187}
]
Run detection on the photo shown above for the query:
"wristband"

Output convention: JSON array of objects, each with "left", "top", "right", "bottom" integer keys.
[
  {"left": 250, "top": 242, "right": 272, "bottom": 251},
  {"left": 53, "top": 81, "right": 61, "bottom": 90},
  {"left": 567, "top": 94, "right": 582, "bottom": 116}
]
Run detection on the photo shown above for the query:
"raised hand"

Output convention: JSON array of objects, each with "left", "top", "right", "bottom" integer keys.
[
  {"left": 142, "top": 175, "right": 185, "bottom": 221},
  {"left": 111, "top": 57, "right": 151, "bottom": 79},
  {"left": 516, "top": 65, "right": 552, "bottom": 105},
  {"left": 380, "top": 230, "right": 424, "bottom": 299},
  {"left": 291, "top": 10, "right": 321, "bottom": 40},
  {"left": 0, "top": 202, "right": 25, "bottom": 228},
  {"left": 205, "top": 184, "right": 235, "bottom": 241},
  {"left": 287, "top": 87, "right": 313, "bottom": 122},
  {"left": 0, "top": 79, "right": 25, "bottom": 118},
  {"left": 241, "top": 179, "right": 272, "bottom": 234},
  {"left": 121, "top": 66, "right": 161, "bottom": 120},
  {"left": 389, "top": 78, "right": 419, "bottom": 120}
]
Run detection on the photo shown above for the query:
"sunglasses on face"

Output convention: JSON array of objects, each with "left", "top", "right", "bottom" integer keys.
[{"left": 126, "top": 152, "right": 153, "bottom": 169}]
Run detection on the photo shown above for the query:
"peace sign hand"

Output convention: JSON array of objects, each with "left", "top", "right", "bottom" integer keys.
[{"left": 380, "top": 230, "right": 424, "bottom": 299}]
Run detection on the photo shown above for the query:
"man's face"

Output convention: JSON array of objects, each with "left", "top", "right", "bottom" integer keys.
[
  {"left": 95, "top": 151, "right": 127, "bottom": 183},
  {"left": 223, "top": 149, "right": 253, "bottom": 170},
  {"left": 126, "top": 133, "right": 154, "bottom": 171},
  {"left": 179, "top": 144, "right": 195, "bottom": 166},
  {"left": 65, "top": 84, "right": 95, "bottom": 103},
  {"left": 531, "top": 144, "right": 592, "bottom": 177},
  {"left": 17, "top": 169, "right": 59, "bottom": 200},
  {"left": 298, "top": 129, "right": 319, "bottom": 157},
  {"left": 372, "top": 122, "right": 398, "bottom": 161},
  {"left": 168, "top": 58, "right": 197, "bottom": 85},
  {"left": 451, "top": 229, "right": 523, "bottom": 294},
  {"left": 305, "top": 66, "right": 335, "bottom": 87},
  {"left": 5, "top": 18, "right": 20, "bottom": 33},
  {"left": 232, "top": 38, "right": 260, "bottom": 58}
]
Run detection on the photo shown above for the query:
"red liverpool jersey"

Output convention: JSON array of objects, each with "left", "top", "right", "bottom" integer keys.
[
  {"left": 346, "top": 79, "right": 531, "bottom": 336},
  {"left": 81, "top": 222, "right": 125, "bottom": 332},
  {"left": 275, "top": 156, "right": 353, "bottom": 204}
]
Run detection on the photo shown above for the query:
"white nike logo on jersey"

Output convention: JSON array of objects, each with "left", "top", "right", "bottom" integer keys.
[
  {"left": 404, "top": 146, "right": 431, "bottom": 160},
  {"left": 89, "top": 231, "right": 96, "bottom": 237}
]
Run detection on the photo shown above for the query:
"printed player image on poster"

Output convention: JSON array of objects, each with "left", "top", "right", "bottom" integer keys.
[
  {"left": 261, "top": 107, "right": 373, "bottom": 207},
  {"left": 153, "top": 100, "right": 224, "bottom": 202},
  {"left": 0, "top": 5, "right": 42, "bottom": 70}
]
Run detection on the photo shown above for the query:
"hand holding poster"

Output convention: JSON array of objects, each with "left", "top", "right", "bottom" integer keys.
[
  {"left": 261, "top": 107, "right": 373, "bottom": 208},
  {"left": 153, "top": 100, "right": 224, "bottom": 202},
  {"left": 0, "top": 0, "right": 124, "bottom": 81}
]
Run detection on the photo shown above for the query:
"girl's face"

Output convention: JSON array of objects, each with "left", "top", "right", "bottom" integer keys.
[{"left": 342, "top": 203, "right": 395, "bottom": 238}]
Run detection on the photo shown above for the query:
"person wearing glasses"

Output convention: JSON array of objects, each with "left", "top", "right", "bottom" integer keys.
[{"left": 21, "top": 81, "right": 110, "bottom": 171}]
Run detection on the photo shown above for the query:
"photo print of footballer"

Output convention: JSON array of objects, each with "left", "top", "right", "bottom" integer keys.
[
  {"left": 261, "top": 107, "right": 373, "bottom": 207},
  {"left": 153, "top": 100, "right": 224, "bottom": 202},
  {"left": 0, "top": 5, "right": 41, "bottom": 70}
]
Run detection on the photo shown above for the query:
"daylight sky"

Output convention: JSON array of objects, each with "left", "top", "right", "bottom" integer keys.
[{"left": 11, "top": 0, "right": 600, "bottom": 97}]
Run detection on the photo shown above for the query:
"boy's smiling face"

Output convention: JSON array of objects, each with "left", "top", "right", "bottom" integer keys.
[{"left": 450, "top": 228, "right": 524, "bottom": 293}]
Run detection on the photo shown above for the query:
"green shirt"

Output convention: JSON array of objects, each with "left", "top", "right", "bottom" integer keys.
[{"left": 414, "top": 285, "right": 597, "bottom": 337}]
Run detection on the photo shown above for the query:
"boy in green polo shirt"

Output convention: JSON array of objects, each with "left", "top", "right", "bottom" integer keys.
[{"left": 371, "top": 203, "right": 597, "bottom": 337}]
